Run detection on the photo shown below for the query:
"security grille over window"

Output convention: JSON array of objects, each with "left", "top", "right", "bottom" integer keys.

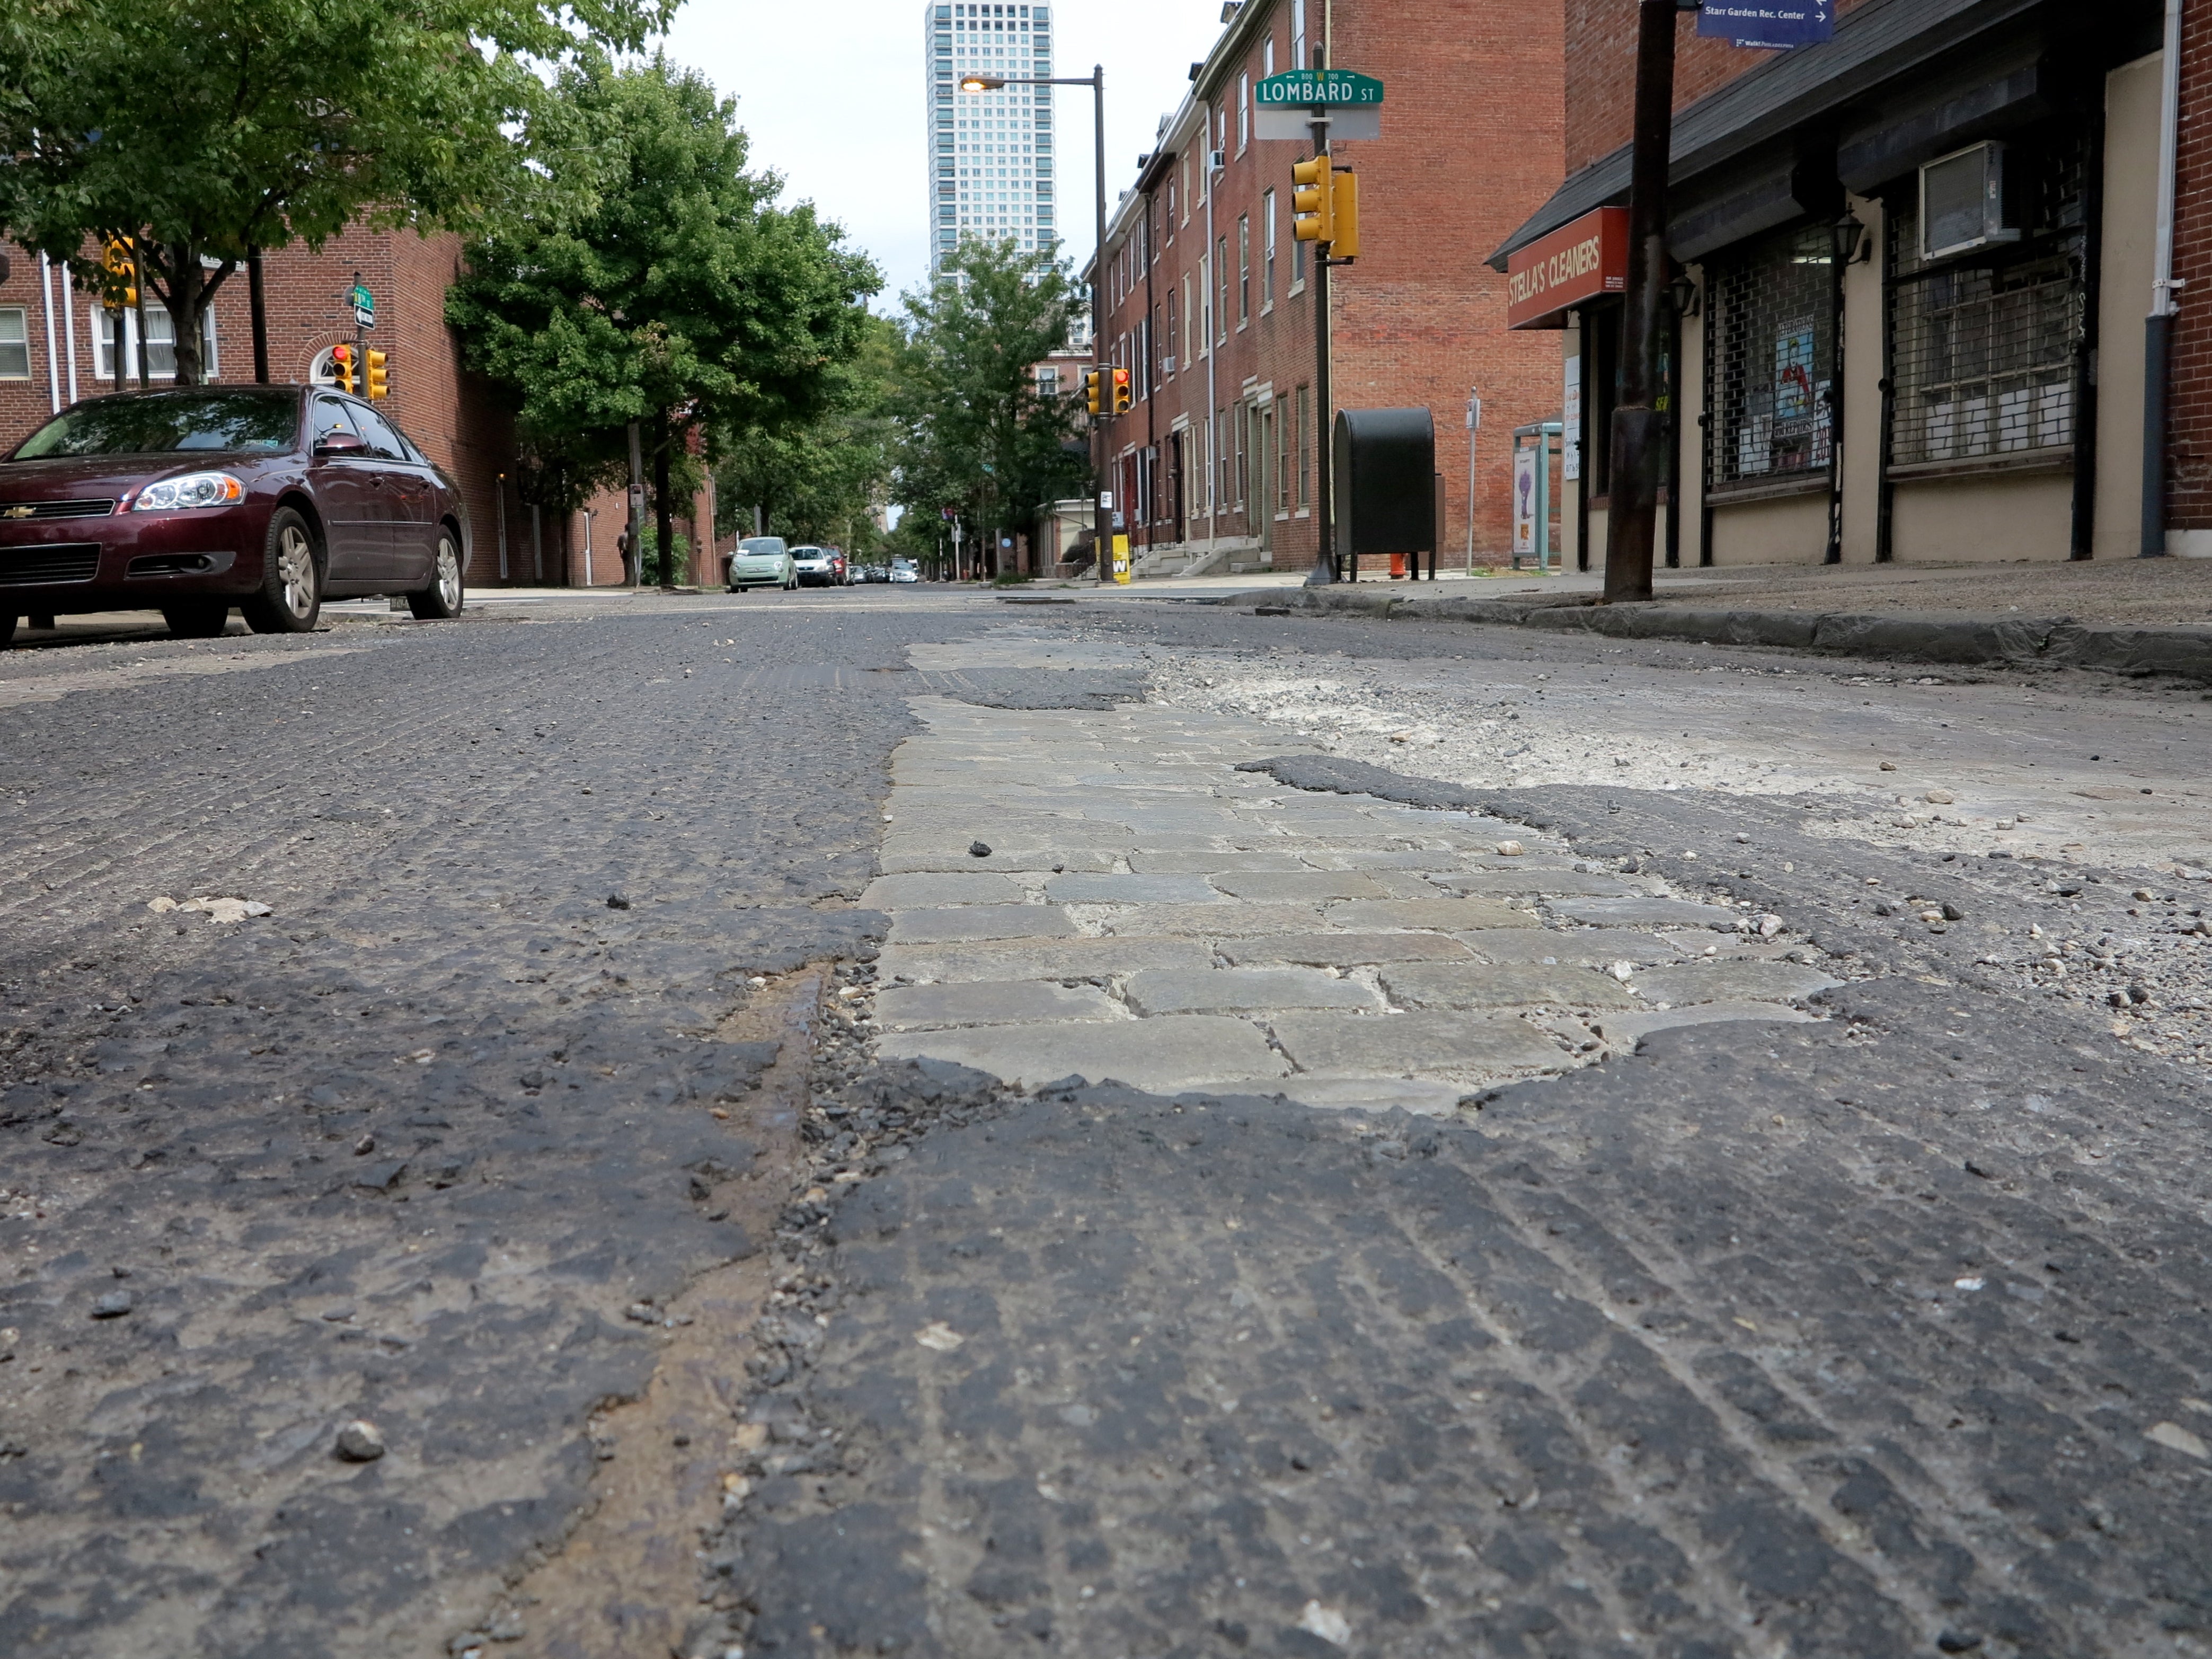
[
  {"left": 1705, "top": 223, "right": 1836, "bottom": 495},
  {"left": 1887, "top": 128, "right": 2086, "bottom": 471}
]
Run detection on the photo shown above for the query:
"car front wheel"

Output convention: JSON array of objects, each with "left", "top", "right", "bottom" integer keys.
[
  {"left": 241, "top": 508, "right": 322, "bottom": 634},
  {"left": 408, "top": 528, "right": 465, "bottom": 620}
]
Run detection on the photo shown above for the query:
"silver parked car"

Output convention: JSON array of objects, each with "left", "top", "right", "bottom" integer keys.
[
  {"left": 730, "top": 536, "right": 796, "bottom": 592},
  {"left": 888, "top": 558, "right": 920, "bottom": 584}
]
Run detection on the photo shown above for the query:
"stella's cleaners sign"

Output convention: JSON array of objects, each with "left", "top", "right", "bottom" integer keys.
[{"left": 1505, "top": 206, "right": 1629, "bottom": 331}]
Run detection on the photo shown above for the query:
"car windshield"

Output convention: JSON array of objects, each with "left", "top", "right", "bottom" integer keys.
[
  {"left": 11, "top": 390, "right": 297, "bottom": 458},
  {"left": 739, "top": 538, "right": 786, "bottom": 557},
  {"left": 792, "top": 548, "right": 825, "bottom": 559}
]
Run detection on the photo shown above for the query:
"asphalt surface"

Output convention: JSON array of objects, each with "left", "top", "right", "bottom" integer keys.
[{"left": 4, "top": 588, "right": 2210, "bottom": 1659}]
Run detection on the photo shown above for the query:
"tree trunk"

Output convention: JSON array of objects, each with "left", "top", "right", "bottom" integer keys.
[
  {"left": 154, "top": 243, "right": 231, "bottom": 387},
  {"left": 654, "top": 411, "right": 677, "bottom": 590}
]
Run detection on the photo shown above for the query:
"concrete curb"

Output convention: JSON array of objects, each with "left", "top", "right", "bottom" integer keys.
[{"left": 1285, "top": 586, "right": 2212, "bottom": 682}]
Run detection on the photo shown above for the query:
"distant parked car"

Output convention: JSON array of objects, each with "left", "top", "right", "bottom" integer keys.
[
  {"left": 729, "top": 536, "right": 796, "bottom": 591},
  {"left": 790, "top": 545, "right": 842, "bottom": 587},
  {"left": 0, "top": 385, "right": 467, "bottom": 645},
  {"left": 857, "top": 562, "right": 890, "bottom": 584},
  {"left": 889, "top": 558, "right": 919, "bottom": 584}
]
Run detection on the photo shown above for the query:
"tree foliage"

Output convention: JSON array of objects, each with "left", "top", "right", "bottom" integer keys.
[
  {"left": 890, "top": 239, "right": 1088, "bottom": 568},
  {"left": 716, "top": 314, "right": 897, "bottom": 550},
  {"left": 446, "top": 54, "right": 880, "bottom": 580},
  {"left": 0, "top": 0, "right": 671, "bottom": 384}
]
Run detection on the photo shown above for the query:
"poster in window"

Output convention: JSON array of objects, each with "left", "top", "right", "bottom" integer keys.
[
  {"left": 1774, "top": 318, "right": 1816, "bottom": 424},
  {"left": 1512, "top": 442, "right": 1537, "bottom": 555},
  {"left": 1562, "top": 356, "right": 1581, "bottom": 481}
]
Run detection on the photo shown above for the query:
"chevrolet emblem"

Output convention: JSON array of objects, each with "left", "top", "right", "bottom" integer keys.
[{"left": 1, "top": 505, "right": 31, "bottom": 519}]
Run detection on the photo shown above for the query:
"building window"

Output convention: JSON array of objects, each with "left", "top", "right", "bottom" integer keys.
[
  {"left": 1886, "top": 127, "right": 2087, "bottom": 473},
  {"left": 1706, "top": 223, "right": 1834, "bottom": 492},
  {"left": 1263, "top": 36, "right": 1275, "bottom": 77},
  {"left": 1291, "top": 220, "right": 1305, "bottom": 291},
  {"left": 1238, "top": 73, "right": 1250, "bottom": 153},
  {"left": 1296, "top": 386, "right": 1311, "bottom": 508},
  {"left": 1237, "top": 215, "right": 1250, "bottom": 327},
  {"left": 1217, "top": 237, "right": 1229, "bottom": 342},
  {"left": 1181, "top": 156, "right": 1191, "bottom": 225},
  {"left": 1038, "top": 366, "right": 1059, "bottom": 396},
  {"left": 94, "top": 306, "right": 217, "bottom": 383},
  {"left": 1233, "top": 405, "right": 1247, "bottom": 509},
  {"left": 1293, "top": 0, "right": 1306, "bottom": 68},
  {"left": 0, "top": 308, "right": 30, "bottom": 380},
  {"left": 1198, "top": 255, "right": 1212, "bottom": 353},
  {"left": 1262, "top": 190, "right": 1277, "bottom": 312},
  {"left": 1166, "top": 288, "right": 1178, "bottom": 376}
]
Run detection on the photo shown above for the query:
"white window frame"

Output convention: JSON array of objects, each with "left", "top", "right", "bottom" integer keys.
[
  {"left": 91, "top": 305, "right": 218, "bottom": 383},
  {"left": 1238, "top": 74, "right": 1250, "bottom": 153},
  {"left": 0, "top": 307, "right": 30, "bottom": 381}
]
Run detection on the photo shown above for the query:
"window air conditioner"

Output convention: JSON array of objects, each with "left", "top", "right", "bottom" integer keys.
[
  {"left": 1920, "top": 140, "right": 2021, "bottom": 261},
  {"left": 1210, "top": 148, "right": 1227, "bottom": 173}
]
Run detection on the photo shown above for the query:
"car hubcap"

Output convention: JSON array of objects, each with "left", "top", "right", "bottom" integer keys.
[
  {"left": 277, "top": 525, "right": 316, "bottom": 619},
  {"left": 437, "top": 540, "right": 462, "bottom": 610}
]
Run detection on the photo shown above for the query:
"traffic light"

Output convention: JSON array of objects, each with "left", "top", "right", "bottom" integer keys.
[
  {"left": 101, "top": 239, "right": 137, "bottom": 309},
  {"left": 1110, "top": 366, "right": 1132, "bottom": 414},
  {"left": 1330, "top": 165, "right": 1360, "bottom": 261},
  {"left": 1085, "top": 367, "right": 1104, "bottom": 415},
  {"left": 365, "top": 348, "right": 388, "bottom": 400},
  {"left": 329, "top": 342, "right": 355, "bottom": 394},
  {"left": 1291, "top": 156, "right": 1334, "bottom": 246}
]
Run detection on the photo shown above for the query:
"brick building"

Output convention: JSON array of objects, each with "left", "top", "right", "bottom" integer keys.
[
  {"left": 0, "top": 227, "right": 672, "bottom": 591},
  {"left": 1492, "top": 0, "right": 2203, "bottom": 572},
  {"left": 1085, "top": 0, "right": 1565, "bottom": 576}
]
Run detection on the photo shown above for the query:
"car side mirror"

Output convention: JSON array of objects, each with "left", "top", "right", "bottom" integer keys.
[{"left": 314, "top": 431, "right": 367, "bottom": 457}]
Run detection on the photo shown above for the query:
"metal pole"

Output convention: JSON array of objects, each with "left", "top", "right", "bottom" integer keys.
[
  {"left": 1603, "top": 0, "right": 1678, "bottom": 604},
  {"left": 1092, "top": 66, "right": 1112, "bottom": 585},
  {"left": 58, "top": 260, "right": 77, "bottom": 404},
  {"left": 1465, "top": 388, "right": 1480, "bottom": 571},
  {"left": 1308, "top": 46, "right": 1337, "bottom": 584},
  {"left": 247, "top": 246, "right": 270, "bottom": 384},
  {"left": 38, "top": 253, "right": 59, "bottom": 414},
  {"left": 2144, "top": 0, "right": 2184, "bottom": 557},
  {"left": 626, "top": 420, "right": 645, "bottom": 589}
]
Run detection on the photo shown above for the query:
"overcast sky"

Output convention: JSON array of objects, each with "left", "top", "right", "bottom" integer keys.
[{"left": 659, "top": 0, "right": 1227, "bottom": 310}]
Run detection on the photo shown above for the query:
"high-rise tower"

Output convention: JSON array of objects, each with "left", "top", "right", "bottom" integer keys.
[{"left": 924, "top": 3, "right": 1056, "bottom": 270}]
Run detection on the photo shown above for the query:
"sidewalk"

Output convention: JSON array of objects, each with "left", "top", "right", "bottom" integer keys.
[{"left": 1275, "top": 559, "right": 2212, "bottom": 682}]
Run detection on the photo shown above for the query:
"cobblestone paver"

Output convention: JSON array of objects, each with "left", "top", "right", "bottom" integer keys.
[{"left": 870, "top": 636, "right": 1839, "bottom": 1113}]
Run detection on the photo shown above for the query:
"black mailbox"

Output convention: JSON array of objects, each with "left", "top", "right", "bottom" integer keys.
[{"left": 1333, "top": 407, "right": 1436, "bottom": 562}]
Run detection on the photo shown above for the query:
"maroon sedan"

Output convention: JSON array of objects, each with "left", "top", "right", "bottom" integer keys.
[{"left": 0, "top": 385, "right": 468, "bottom": 646}]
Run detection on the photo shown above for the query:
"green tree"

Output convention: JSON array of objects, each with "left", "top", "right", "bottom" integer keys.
[
  {"left": 446, "top": 55, "right": 880, "bottom": 587},
  {"left": 890, "top": 239, "right": 1087, "bottom": 575},
  {"left": 0, "top": 0, "right": 670, "bottom": 386},
  {"left": 718, "top": 314, "right": 897, "bottom": 551}
]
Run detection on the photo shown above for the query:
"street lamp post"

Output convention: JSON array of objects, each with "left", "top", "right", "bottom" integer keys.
[{"left": 960, "top": 66, "right": 1107, "bottom": 584}]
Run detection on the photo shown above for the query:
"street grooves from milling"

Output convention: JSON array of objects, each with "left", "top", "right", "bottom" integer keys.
[{"left": 0, "top": 606, "right": 985, "bottom": 1658}]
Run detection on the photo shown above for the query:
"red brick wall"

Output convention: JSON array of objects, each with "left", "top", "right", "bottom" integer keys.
[
  {"left": 1094, "top": 0, "right": 1566, "bottom": 565},
  {"left": 1561, "top": 0, "right": 1884, "bottom": 176},
  {"left": 2166, "top": 0, "right": 2212, "bottom": 531}
]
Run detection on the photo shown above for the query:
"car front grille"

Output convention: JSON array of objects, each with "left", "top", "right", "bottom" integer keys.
[
  {"left": 0, "top": 544, "right": 102, "bottom": 586},
  {"left": 0, "top": 498, "right": 117, "bottom": 522}
]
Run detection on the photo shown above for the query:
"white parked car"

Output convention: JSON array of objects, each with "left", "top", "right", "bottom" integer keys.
[
  {"left": 889, "top": 558, "right": 920, "bottom": 584},
  {"left": 730, "top": 537, "right": 796, "bottom": 592},
  {"left": 790, "top": 545, "right": 845, "bottom": 587}
]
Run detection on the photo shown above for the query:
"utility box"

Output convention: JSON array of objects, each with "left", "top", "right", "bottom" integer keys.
[{"left": 1333, "top": 408, "right": 1437, "bottom": 570}]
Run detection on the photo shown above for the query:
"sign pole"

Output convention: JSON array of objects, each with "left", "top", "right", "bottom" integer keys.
[{"left": 1307, "top": 49, "right": 1337, "bottom": 586}]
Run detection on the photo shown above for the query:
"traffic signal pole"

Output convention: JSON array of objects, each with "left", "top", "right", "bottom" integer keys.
[
  {"left": 1093, "top": 63, "right": 1109, "bottom": 586},
  {"left": 1603, "top": 0, "right": 1680, "bottom": 604},
  {"left": 1308, "top": 51, "right": 1336, "bottom": 585}
]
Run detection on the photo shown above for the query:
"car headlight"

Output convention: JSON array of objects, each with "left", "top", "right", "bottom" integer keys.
[{"left": 131, "top": 471, "right": 245, "bottom": 511}]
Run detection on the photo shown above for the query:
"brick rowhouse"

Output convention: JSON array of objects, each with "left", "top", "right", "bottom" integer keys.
[
  {"left": 0, "top": 227, "right": 659, "bottom": 590},
  {"left": 2162, "top": 0, "right": 2212, "bottom": 548},
  {"left": 1085, "top": 0, "right": 1564, "bottom": 576}
]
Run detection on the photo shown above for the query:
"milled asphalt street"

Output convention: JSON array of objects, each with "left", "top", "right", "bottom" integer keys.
[{"left": 3, "top": 584, "right": 2210, "bottom": 1659}]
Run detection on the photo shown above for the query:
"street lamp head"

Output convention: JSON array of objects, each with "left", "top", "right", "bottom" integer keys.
[{"left": 961, "top": 74, "right": 1005, "bottom": 92}]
